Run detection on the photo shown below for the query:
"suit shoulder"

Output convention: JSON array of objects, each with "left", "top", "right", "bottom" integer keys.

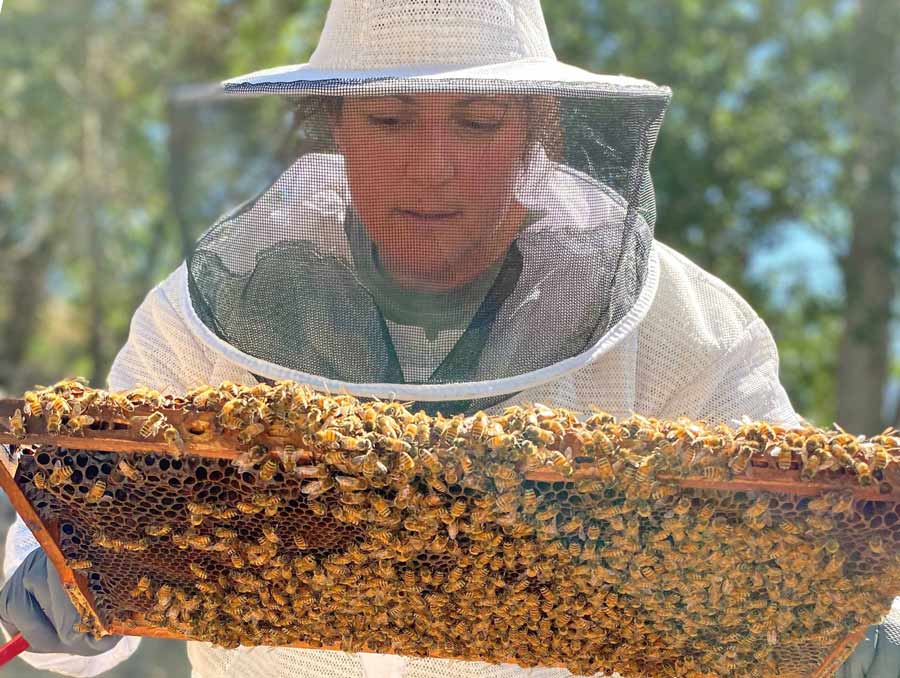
[{"left": 645, "top": 241, "right": 760, "bottom": 352}]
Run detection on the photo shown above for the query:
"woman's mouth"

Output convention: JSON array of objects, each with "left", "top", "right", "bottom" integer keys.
[{"left": 397, "top": 208, "right": 462, "bottom": 222}]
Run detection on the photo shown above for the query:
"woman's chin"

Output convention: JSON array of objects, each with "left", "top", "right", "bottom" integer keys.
[{"left": 380, "top": 259, "right": 462, "bottom": 291}]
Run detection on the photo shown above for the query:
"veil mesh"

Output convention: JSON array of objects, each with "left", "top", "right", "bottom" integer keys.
[{"left": 187, "top": 82, "right": 670, "bottom": 413}]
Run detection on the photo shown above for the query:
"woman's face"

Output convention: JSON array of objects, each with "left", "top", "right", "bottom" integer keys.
[{"left": 332, "top": 93, "right": 529, "bottom": 291}]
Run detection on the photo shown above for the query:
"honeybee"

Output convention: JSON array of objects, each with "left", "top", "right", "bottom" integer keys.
[
  {"left": 217, "top": 508, "right": 239, "bottom": 521},
  {"left": 800, "top": 453, "right": 822, "bottom": 480},
  {"left": 809, "top": 492, "right": 837, "bottom": 513},
  {"left": 163, "top": 426, "right": 185, "bottom": 456},
  {"left": 335, "top": 475, "right": 368, "bottom": 492},
  {"left": 807, "top": 515, "right": 835, "bottom": 531},
  {"left": 301, "top": 477, "right": 335, "bottom": 499},
  {"left": 463, "top": 411, "right": 488, "bottom": 441},
  {"left": 432, "top": 415, "right": 461, "bottom": 443},
  {"left": 381, "top": 436, "right": 412, "bottom": 455},
  {"left": 357, "top": 450, "right": 389, "bottom": 478},
  {"left": 155, "top": 584, "right": 173, "bottom": 609},
  {"left": 46, "top": 413, "right": 62, "bottom": 434},
  {"left": 229, "top": 550, "right": 245, "bottom": 569},
  {"left": 779, "top": 519, "right": 802, "bottom": 535},
  {"left": 744, "top": 497, "right": 768, "bottom": 520},
  {"left": 384, "top": 450, "right": 414, "bottom": 478},
  {"left": 592, "top": 454, "right": 616, "bottom": 482},
  {"left": 702, "top": 466, "right": 727, "bottom": 481},
  {"left": 728, "top": 445, "right": 754, "bottom": 476},
  {"left": 117, "top": 459, "right": 144, "bottom": 483},
  {"left": 672, "top": 496, "right": 692, "bottom": 516},
  {"left": 361, "top": 406, "right": 378, "bottom": 431},
  {"left": 487, "top": 433, "right": 515, "bottom": 451},
  {"left": 314, "top": 427, "right": 341, "bottom": 449},
  {"left": 868, "top": 535, "right": 885, "bottom": 554},
  {"left": 867, "top": 446, "right": 890, "bottom": 474},
  {"left": 236, "top": 421, "right": 265, "bottom": 445},
  {"left": 294, "top": 464, "right": 328, "bottom": 480},
  {"left": 45, "top": 394, "right": 71, "bottom": 416},
  {"left": 376, "top": 414, "right": 401, "bottom": 438},
  {"left": 370, "top": 496, "right": 391, "bottom": 519},
  {"left": 48, "top": 461, "right": 73, "bottom": 486},
  {"left": 559, "top": 515, "right": 583, "bottom": 535},
  {"left": 494, "top": 491, "right": 519, "bottom": 514},
  {"left": 23, "top": 391, "right": 43, "bottom": 417},
  {"left": 236, "top": 501, "right": 262, "bottom": 515},
  {"left": 831, "top": 443, "right": 855, "bottom": 469},
  {"left": 187, "top": 502, "right": 215, "bottom": 517},
  {"left": 831, "top": 492, "right": 855, "bottom": 516},
  {"left": 145, "top": 523, "right": 173, "bottom": 537},
  {"left": 130, "top": 575, "right": 151, "bottom": 598},
  {"left": 248, "top": 549, "right": 273, "bottom": 567},
  {"left": 341, "top": 435, "right": 373, "bottom": 452},
  {"left": 67, "top": 414, "right": 95, "bottom": 435},
  {"left": 261, "top": 525, "right": 281, "bottom": 544},
  {"left": 32, "top": 471, "right": 48, "bottom": 490},
  {"left": 766, "top": 444, "right": 791, "bottom": 471},
  {"left": 524, "top": 425, "right": 555, "bottom": 446},
  {"left": 546, "top": 450, "right": 573, "bottom": 476},
  {"left": 695, "top": 503, "right": 715, "bottom": 524},
  {"left": 86, "top": 479, "right": 106, "bottom": 503},
  {"left": 187, "top": 533, "right": 211, "bottom": 550},
  {"left": 139, "top": 411, "right": 167, "bottom": 438},
  {"left": 67, "top": 559, "right": 92, "bottom": 571},
  {"left": 855, "top": 461, "right": 873, "bottom": 486},
  {"left": 124, "top": 538, "right": 149, "bottom": 552},
  {"left": 189, "top": 562, "right": 209, "bottom": 580},
  {"left": 259, "top": 457, "right": 278, "bottom": 482},
  {"left": 8, "top": 409, "right": 26, "bottom": 439}
]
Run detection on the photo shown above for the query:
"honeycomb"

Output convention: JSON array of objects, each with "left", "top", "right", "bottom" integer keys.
[{"left": 2, "top": 379, "right": 900, "bottom": 678}]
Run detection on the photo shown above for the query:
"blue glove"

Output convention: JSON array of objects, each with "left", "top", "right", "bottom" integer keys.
[
  {"left": 838, "top": 620, "right": 900, "bottom": 678},
  {"left": 0, "top": 549, "right": 122, "bottom": 655}
]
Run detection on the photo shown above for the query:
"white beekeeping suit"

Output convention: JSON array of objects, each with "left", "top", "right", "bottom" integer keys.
[
  {"left": 3, "top": 241, "right": 802, "bottom": 677},
  {"left": 4, "top": 0, "right": 808, "bottom": 675},
  {"left": 3, "top": 214, "right": 802, "bottom": 678}
]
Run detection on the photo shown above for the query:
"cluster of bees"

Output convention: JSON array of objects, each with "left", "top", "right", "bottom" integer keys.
[
  {"left": 6, "top": 379, "right": 900, "bottom": 677},
  {"left": 8, "top": 378, "right": 185, "bottom": 451}
]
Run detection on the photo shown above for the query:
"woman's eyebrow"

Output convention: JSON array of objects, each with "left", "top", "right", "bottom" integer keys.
[
  {"left": 358, "top": 95, "right": 510, "bottom": 108},
  {"left": 454, "top": 96, "right": 510, "bottom": 108},
  {"left": 360, "top": 95, "right": 416, "bottom": 104}
]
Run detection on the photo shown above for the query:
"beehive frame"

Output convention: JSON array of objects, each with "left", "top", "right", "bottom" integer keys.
[{"left": 1, "top": 382, "right": 899, "bottom": 678}]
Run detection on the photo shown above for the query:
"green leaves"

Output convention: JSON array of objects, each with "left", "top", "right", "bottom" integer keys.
[{"left": 1, "top": 0, "right": 897, "bottom": 430}]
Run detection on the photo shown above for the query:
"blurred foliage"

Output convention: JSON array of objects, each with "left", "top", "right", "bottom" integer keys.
[
  {"left": 0, "top": 3, "right": 897, "bottom": 410},
  {"left": 0, "top": 0, "right": 899, "bottom": 676},
  {"left": 2, "top": 0, "right": 897, "bottom": 431}
]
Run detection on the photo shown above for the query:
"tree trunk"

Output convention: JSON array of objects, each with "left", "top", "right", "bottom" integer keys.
[
  {"left": 80, "top": 3, "right": 107, "bottom": 389},
  {"left": 835, "top": 3, "right": 900, "bottom": 435}
]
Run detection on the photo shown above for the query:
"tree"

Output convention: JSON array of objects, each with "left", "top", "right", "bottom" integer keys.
[
  {"left": 835, "top": 1, "right": 900, "bottom": 434},
  {"left": 545, "top": 0, "right": 898, "bottom": 431}
]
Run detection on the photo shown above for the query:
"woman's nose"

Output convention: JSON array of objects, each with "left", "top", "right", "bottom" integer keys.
[{"left": 405, "top": 128, "right": 456, "bottom": 187}]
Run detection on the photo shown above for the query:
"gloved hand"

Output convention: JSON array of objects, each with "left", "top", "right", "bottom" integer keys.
[
  {"left": 0, "top": 549, "right": 122, "bottom": 655},
  {"left": 838, "top": 619, "right": 900, "bottom": 678}
]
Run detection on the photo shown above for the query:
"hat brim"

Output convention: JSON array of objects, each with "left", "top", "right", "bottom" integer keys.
[{"left": 222, "top": 57, "right": 670, "bottom": 98}]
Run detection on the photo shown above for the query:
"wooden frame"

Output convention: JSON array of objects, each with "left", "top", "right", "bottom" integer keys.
[{"left": 1, "top": 397, "right": 897, "bottom": 677}]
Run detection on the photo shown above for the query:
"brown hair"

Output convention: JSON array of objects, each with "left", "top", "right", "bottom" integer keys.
[{"left": 293, "top": 93, "right": 562, "bottom": 162}]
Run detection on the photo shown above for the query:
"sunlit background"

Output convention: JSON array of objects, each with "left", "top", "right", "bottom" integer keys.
[{"left": 1, "top": 1, "right": 899, "bottom": 676}]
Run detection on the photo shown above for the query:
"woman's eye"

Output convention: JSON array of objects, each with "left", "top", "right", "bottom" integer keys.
[
  {"left": 459, "top": 118, "right": 502, "bottom": 132},
  {"left": 367, "top": 115, "right": 411, "bottom": 128}
]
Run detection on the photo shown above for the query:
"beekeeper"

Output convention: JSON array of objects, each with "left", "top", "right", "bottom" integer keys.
[{"left": 3, "top": 1, "right": 898, "bottom": 676}]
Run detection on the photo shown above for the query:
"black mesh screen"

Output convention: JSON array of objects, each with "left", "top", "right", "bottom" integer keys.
[{"left": 188, "top": 82, "right": 670, "bottom": 413}]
